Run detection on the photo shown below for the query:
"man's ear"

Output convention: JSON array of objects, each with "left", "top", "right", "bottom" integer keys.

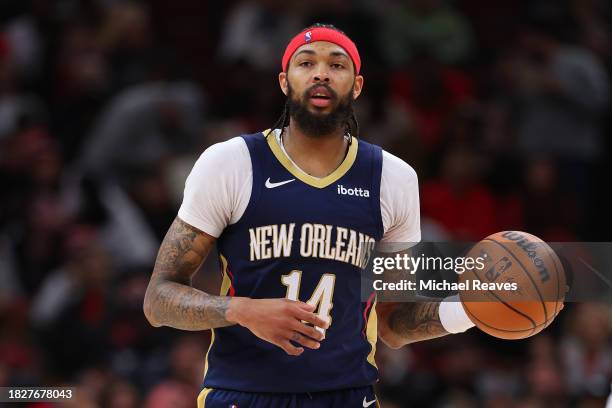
[
  {"left": 353, "top": 75, "right": 364, "bottom": 100},
  {"left": 279, "top": 72, "right": 288, "bottom": 96}
]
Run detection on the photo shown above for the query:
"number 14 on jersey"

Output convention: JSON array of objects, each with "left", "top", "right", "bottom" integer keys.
[{"left": 281, "top": 271, "right": 336, "bottom": 335}]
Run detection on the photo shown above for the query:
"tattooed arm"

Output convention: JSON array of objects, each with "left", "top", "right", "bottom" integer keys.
[
  {"left": 143, "top": 217, "right": 329, "bottom": 355},
  {"left": 374, "top": 246, "right": 450, "bottom": 348},
  {"left": 143, "top": 217, "right": 232, "bottom": 330},
  {"left": 377, "top": 301, "right": 449, "bottom": 349}
]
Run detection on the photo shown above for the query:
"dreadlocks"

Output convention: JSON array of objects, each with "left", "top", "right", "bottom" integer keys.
[{"left": 270, "top": 23, "right": 360, "bottom": 141}]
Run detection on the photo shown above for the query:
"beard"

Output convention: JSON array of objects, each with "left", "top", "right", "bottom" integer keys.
[{"left": 286, "top": 82, "right": 354, "bottom": 138}]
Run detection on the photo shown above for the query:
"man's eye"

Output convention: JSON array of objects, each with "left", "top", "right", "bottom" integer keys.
[
  {"left": 331, "top": 63, "right": 344, "bottom": 69},
  {"left": 299, "top": 61, "right": 312, "bottom": 67}
]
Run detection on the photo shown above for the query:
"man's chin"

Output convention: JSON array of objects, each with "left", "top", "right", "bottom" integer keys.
[
  {"left": 307, "top": 108, "right": 331, "bottom": 117},
  {"left": 306, "top": 103, "right": 335, "bottom": 115},
  {"left": 287, "top": 94, "right": 353, "bottom": 136}
]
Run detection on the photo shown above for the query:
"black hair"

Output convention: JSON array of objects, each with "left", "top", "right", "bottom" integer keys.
[
  {"left": 269, "top": 23, "right": 359, "bottom": 141},
  {"left": 306, "top": 22, "right": 346, "bottom": 35}
]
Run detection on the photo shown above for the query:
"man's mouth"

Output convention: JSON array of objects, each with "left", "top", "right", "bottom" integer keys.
[{"left": 308, "top": 86, "right": 333, "bottom": 107}]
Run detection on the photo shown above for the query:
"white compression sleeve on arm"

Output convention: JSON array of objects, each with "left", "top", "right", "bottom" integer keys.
[{"left": 438, "top": 294, "right": 475, "bottom": 333}]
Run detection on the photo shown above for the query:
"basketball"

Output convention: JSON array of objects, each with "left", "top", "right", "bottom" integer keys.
[{"left": 458, "top": 231, "right": 566, "bottom": 340}]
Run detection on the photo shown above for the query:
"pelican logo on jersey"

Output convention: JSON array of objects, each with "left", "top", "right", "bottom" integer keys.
[
  {"left": 337, "top": 184, "right": 370, "bottom": 198},
  {"left": 248, "top": 222, "right": 374, "bottom": 268}
]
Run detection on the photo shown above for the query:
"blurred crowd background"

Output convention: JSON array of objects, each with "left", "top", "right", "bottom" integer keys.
[{"left": 0, "top": 0, "right": 611, "bottom": 407}]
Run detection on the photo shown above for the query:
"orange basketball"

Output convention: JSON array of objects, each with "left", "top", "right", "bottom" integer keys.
[{"left": 458, "top": 231, "right": 566, "bottom": 339}]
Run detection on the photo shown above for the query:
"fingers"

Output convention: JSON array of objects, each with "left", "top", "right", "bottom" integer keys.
[
  {"left": 291, "top": 307, "right": 330, "bottom": 331},
  {"left": 287, "top": 331, "right": 320, "bottom": 350},
  {"left": 258, "top": 299, "right": 331, "bottom": 356},
  {"left": 290, "top": 320, "right": 325, "bottom": 341},
  {"left": 277, "top": 339, "right": 304, "bottom": 356},
  {"left": 294, "top": 301, "right": 316, "bottom": 312}
]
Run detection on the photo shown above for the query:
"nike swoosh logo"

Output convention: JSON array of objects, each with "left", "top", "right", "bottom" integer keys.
[
  {"left": 265, "top": 177, "right": 295, "bottom": 188},
  {"left": 363, "top": 397, "right": 376, "bottom": 407}
]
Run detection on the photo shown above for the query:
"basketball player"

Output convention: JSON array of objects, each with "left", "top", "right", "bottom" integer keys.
[{"left": 143, "top": 24, "right": 474, "bottom": 407}]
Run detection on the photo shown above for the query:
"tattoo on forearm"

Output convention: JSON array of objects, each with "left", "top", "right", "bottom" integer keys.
[
  {"left": 150, "top": 282, "right": 231, "bottom": 330},
  {"left": 145, "top": 217, "right": 232, "bottom": 330},
  {"left": 387, "top": 302, "right": 448, "bottom": 343}
]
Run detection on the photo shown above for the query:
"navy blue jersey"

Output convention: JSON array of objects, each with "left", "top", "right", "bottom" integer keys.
[{"left": 200, "top": 130, "right": 383, "bottom": 394}]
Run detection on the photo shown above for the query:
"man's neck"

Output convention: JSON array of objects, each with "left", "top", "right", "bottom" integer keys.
[{"left": 282, "top": 123, "right": 349, "bottom": 178}]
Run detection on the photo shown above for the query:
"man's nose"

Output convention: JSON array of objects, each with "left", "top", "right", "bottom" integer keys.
[{"left": 313, "top": 64, "right": 330, "bottom": 82}]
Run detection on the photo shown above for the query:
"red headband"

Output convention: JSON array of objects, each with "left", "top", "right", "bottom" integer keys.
[{"left": 282, "top": 27, "right": 361, "bottom": 74}]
